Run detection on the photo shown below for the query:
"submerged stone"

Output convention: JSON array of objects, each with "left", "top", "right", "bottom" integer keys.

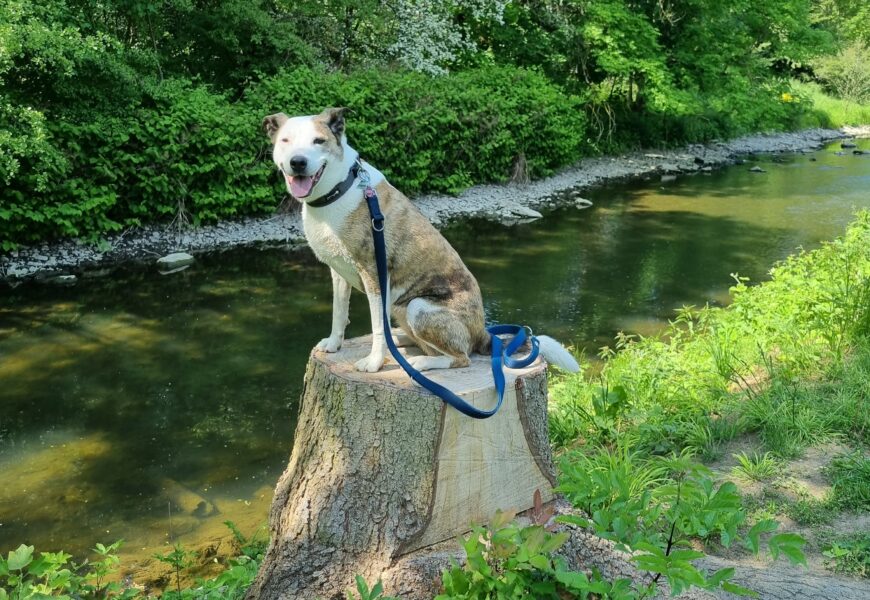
[
  {"left": 749, "top": 166, "right": 766, "bottom": 173},
  {"left": 156, "top": 252, "right": 195, "bottom": 270}
]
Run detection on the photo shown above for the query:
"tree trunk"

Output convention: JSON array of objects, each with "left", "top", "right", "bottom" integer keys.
[{"left": 246, "top": 334, "right": 555, "bottom": 600}]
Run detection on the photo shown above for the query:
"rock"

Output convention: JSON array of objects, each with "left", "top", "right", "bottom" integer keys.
[
  {"left": 156, "top": 252, "right": 195, "bottom": 270},
  {"left": 644, "top": 153, "right": 666, "bottom": 159},
  {"left": 749, "top": 166, "right": 766, "bottom": 173},
  {"left": 661, "top": 174, "right": 677, "bottom": 183},
  {"left": 659, "top": 163, "right": 681, "bottom": 174},
  {"left": 506, "top": 205, "right": 543, "bottom": 219},
  {"left": 809, "top": 157, "right": 817, "bottom": 161},
  {"left": 841, "top": 141, "right": 857, "bottom": 149},
  {"left": 5, "top": 265, "right": 31, "bottom": 279},
  {"left": 48, "top": 274, "right": 78, "bottom": 285},
  {"left": 574, "top": 198, "right": 593, "bottom": 209},
  {"left": 701, "top": 166, "right": 713, "bottom": 172},
  {"left": 694, "top": 156, "right": 706, "bottom": 165},
  {"left": 854, "top": 150, "right": 870, "bottom": 155}
]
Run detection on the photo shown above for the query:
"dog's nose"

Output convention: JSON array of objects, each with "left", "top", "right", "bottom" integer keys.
[{"left": 289, "top": 155, "right": 308, "bottom": 173}]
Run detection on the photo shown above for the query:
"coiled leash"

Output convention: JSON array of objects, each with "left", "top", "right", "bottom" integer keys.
[{"left": 361, "top": 173, "right": 540, "bottom": 419}]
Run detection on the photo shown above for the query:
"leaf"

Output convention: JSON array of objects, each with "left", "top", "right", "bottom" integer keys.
[
  {"left": 7, "top": 545, "right": 34, "bottom": 571},
  {"left": 721, "top": 580, "right": 760, "bottom": 597},
  {"left": 554, "top": 513, "right": 590, "bottom": 529},
  {"left": 705, "top": 568, "right": 736, "bottom": 589},
  {"left": 744, "top": 519, "right": 778, "bottom": 554}
]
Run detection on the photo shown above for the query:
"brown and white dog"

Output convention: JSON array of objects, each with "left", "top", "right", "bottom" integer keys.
[{"left": 263, "top": 108, "right": 579, "bottom": 374}]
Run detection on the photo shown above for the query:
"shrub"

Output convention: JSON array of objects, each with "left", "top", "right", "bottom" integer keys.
[
  {"left": 813, "top": 42, "right": 870, "bottom": 104},
  {"left": 1, "top": 65, "right": 587, "bottom": 248}
]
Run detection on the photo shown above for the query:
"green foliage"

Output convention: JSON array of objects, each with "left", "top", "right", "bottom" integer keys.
[
  {"left": 731, "top": 452, "right": 781, "bottom": 483},
  {"left": 822, "top": 534, "right": 870, "bottom": 578},
  {"left": 0, "top": 522, "right": 267, "bottom": 600},
  {"left": 346, "top": 576, "right": 399, "bottom": 600},
  {"left": 825, "top": 452, "right": 870, "bottom": 511},
  {"left": 435, "top": 510, "right": 639, "bottom": 599},
  {"left": 557, "top": 446, "right": 806, "bottom": 596},
  {"left": 1, "top": 64, "right": 587, "bottom": 247},
  {"left": 0, "top": 540, "right": 139, "bottom": 599},
  {"left": 813, "top": 42, "right": 870, "bottom": 104},
  {"left": 792, "top": 80, "right": 870, "bottom": 127},
  {"left": 550, "top": 212, "right": 870, "bottom": 458}
]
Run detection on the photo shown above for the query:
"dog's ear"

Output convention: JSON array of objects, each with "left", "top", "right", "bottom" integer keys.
[
  {"left": 321, "top": 107, "right": 350, "bottom": 138},
  {"left": 262, "top": 112, "right": 289, "bottom": 143}
]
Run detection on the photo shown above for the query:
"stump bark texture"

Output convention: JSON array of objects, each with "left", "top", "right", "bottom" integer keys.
[{"left": 246, "top": 335, "right": 554, "bottom": 600}]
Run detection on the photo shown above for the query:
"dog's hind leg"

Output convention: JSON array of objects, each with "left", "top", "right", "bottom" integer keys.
[{"left": 404, "top": 298, "right": 472, "bottom": 371}]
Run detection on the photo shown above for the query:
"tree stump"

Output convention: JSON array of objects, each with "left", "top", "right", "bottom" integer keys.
[{"left": 245, "top": 334, "right": 555, "bottom": 600}]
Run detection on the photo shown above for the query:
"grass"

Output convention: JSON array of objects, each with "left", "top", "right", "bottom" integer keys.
[
  {"left": 793, "top": 80, "right": 870, "bottom": 128},
  {"left": 826, "top": 452, "right": 870, "bottom": 511},
  {"left": 550, "top": 211, "right": 870, "bottom": 458},
  {"left": 551, "top": 211, "right": 870, "bottom": 582},
  {"left": 731, "top": 452, "right": 780, "bottom": 482},
  {"left": 822, "top": 533, "right": 870, "bottom": 578}
]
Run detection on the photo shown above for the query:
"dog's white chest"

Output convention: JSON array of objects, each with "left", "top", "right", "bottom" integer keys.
[{"left": 303, "top": 208, "right": 362, "bottom": 289}]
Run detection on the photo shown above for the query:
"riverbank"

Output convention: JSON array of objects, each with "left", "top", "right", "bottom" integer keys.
[{"left": 0, "top": 127, "right": 856, "bottom": 284}]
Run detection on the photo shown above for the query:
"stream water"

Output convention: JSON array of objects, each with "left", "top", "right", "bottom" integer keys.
[{"left": 1, "top": 140, "right": 868, "bottom": 577}]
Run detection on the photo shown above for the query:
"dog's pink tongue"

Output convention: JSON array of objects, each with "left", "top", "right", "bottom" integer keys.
[{"left": 289, "top": 175, "right": 314, "bottom": 198}]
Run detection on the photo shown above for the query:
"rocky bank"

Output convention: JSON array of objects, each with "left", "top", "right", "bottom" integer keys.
[{"left": 0, "top": 128, "right": 855, "bottom": 284}]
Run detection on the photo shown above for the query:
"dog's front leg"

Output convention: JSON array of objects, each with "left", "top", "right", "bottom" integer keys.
[
  {"left": 316, "top": 268, "right": 351, "bottom": 353},
  {"left": 355, "top": 273, "right": 388, "bottom": 373}
]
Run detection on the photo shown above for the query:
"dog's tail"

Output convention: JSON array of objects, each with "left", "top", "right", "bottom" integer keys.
[{"left": 537, "top": 335, "right": 580, "bottom": 373}]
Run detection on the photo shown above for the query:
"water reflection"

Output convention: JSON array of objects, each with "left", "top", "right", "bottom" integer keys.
[{"left": 0, "top": 139, "right": 868, "bottom": 578}]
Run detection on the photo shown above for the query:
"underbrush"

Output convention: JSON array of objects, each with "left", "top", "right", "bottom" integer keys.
[
  {"left": 550, "top": 211, "right": 870, "bottom": 583},
  {"left": 1, "top": 65, "right": 586, "bottom": 249},
  {"left": 792, "top": 80, "right": 870, "bottom": 128},
  {"left": 550, "top": 211, "right": 870, "bottom": 458}
]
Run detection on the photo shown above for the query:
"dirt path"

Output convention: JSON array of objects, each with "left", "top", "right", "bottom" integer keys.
[{"left": 699, "top": 441, "right": 870, "bottom": 599}]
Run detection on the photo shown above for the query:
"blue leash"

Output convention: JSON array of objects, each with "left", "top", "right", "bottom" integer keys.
[{"left": 362, "top": 184, "right": 540, "bottom": 419}]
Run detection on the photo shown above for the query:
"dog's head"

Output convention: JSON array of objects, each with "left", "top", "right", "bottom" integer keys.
[{"left": 263, "top": 107, "right": 351, "bottom": 201}]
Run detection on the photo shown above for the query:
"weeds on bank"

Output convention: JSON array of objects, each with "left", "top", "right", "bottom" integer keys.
[
  {"left": 550, "top": 211, "right": 870, "bottom": 460},
  {"left": 822, "top": 534, "right": 870, "bottom": 578},
  {"left": 0, "top": 523, "right": 265, "bottom": 600}
]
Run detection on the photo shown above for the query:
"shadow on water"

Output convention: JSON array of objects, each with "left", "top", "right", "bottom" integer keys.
[{"left": 0, "top": 139, "right": 868, "bottom": 571}]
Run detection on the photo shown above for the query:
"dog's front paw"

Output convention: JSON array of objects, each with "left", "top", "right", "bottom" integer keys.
[
  {"left": 316, "top": 335, "right": 343, "bottom": 353},
  {"left": 354, "top": 353, "right": 385, "bottom": 373}
]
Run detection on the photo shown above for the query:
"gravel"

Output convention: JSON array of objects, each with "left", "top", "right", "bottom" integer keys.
[{"left": 0, "top": 128, "right": 853, "bottom": 284}]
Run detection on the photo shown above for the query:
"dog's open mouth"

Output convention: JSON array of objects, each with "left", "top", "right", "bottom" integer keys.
[{"left": 287, "top": 163, "right": 326, "bottom": 199}]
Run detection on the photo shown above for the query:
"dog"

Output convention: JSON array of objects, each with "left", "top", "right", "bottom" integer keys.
[{"left": 263, "top": 107, "right": 579, "bottom": 375}]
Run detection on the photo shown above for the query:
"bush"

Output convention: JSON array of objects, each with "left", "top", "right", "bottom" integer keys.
[
  {"left": 813, "top": 42, "right": 870, "bottom": 104},
  {"left": 1, "top": 65, "right": 587, "bottom": 248}
]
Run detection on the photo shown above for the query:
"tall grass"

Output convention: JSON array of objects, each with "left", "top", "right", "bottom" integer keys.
[
  {"left": 793, "top": 80, "right": 870, "bottom": 128},
  {"left": 550, "top": 211, "right": 870, "bottom": 458}
]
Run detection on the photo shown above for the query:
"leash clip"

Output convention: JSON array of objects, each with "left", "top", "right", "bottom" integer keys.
[{"left": 372, "top": 217, "right": 385, "bottom": 232}]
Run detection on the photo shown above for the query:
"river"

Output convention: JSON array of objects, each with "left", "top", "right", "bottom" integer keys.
[{"left": 0, "top": 139, "right": 868, "bottom": 580}]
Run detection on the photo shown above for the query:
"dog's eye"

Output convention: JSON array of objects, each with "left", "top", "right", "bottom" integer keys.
[
  {"left": 280, "top": 138, "right": 290, "bottom": 144},
  {"left": 313, "top": 137, "right": 327, "bottom": 145}
]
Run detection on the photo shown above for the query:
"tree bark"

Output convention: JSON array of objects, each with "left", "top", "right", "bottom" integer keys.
[{"left": 246, "top": 335, "right": 554, "bottom": 600}]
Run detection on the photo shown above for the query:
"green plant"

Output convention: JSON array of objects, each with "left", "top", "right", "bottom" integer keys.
[
  {"left": 826, "top": 452, "right": 870, "bottom": 510},
  {"left": 0, "top": 540, "right": 140, "bottom": 599},
  {"left": 822, "top": 534, "right": 870, "bottom": 578},
  {"left": 435, "top": 510, "right": 639, "bottom": 600},
  {"left": 731, "top": 452, "right": 781, "bottom": 482},
  {"left": 154, "top": 543, "right": 198, "bottom": 595},
  {"left": 345, "top": 576, "right": 399, "bottom": 600},
  {"left": 557, "top": 447, "right": 807, "bottom": 596}
]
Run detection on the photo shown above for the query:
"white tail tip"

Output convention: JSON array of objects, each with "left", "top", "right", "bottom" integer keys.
[{"left": 537, "top": 335, "right": 580, "bottom": 373}]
